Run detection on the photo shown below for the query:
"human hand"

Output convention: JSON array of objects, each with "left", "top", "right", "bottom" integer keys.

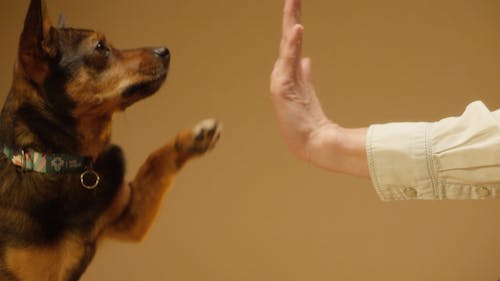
[
  {"left": 270, "top": 0, "right": 332, "bottom": 163},
  {"left": 270, "top": 0, "right": 369, "bottom": 177}
]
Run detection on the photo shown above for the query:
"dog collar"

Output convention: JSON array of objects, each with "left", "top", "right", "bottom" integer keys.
[{"left": 2, "top": 146, "right": 100, "bottom": 189}]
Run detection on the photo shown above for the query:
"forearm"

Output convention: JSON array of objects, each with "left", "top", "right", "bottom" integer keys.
[{"left": 307, "top": 122, "right": 370, "bottom": 178}]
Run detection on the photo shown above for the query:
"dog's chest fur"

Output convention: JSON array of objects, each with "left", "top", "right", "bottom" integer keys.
[
  {"left": 4, "top": 235, "right": 92, "bottom": 281},
  {"left": 0, "top": 145, "right": 126, "bottom": 280}
]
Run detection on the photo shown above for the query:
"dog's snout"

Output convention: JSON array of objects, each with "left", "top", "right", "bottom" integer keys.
[{"left": 153, "top": 47, "right": 170, "bottom": 60}]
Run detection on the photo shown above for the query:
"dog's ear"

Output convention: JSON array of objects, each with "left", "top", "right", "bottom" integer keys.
[{"left": 18, "top": 0, "right": 57, "bottom": 83}]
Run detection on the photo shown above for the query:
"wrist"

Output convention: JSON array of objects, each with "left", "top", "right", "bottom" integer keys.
[
  {"left": 306, "top": 120, "right": 342, "bottom": 167},
  {"left": 307, "top": 122, "right": 369, "bottom": 177}
]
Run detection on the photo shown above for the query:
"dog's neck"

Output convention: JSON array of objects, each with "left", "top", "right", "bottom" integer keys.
[
  {"left": 0, "top": 79, "right": 113, "bottom": 161},
  {"left": 75, "top": 114, "right": 113, "bottom": 160}
]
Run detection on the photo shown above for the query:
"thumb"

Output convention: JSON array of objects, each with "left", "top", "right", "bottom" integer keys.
[
  {"left": 301, "top": 57, "right": 314, "bottom": 84},
  {"left": 300, "top": 57, "right": 327, "bottom": 118}
]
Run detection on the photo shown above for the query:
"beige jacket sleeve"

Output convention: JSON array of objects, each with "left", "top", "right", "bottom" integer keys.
[{"left": 366, "top": 101, "right": 500, "bottom": 201}]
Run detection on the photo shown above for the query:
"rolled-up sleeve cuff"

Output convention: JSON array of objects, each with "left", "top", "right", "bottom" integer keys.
[{"left": 367, "top": 122, "right": 437, "bottom": 201}]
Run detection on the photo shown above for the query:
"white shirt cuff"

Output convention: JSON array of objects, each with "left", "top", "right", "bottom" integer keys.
[
  {"left": 366, "top": 101, "right": 500, "bottom": 201},
  {"left": 367, "top": 122, "right": 435, "bottom": 201}
]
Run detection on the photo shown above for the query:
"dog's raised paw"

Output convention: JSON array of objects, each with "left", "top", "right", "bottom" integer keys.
[
  {"left": 175, "top": 118, "right": 222, "bottom": 155},
  {"left": 192, "top": 118, "right": 222, "bottom": 153}
]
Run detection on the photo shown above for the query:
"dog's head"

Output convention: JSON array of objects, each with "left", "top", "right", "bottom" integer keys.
[{"left": 17, "top": 0, "right": 170, "bottom": 117}]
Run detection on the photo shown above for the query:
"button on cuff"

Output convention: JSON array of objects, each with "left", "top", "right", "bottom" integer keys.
[
  {"left": 476, "top": 186, "right": 490, "bottom": 198},
  {"left": 404, "top": 187, "right": 418, "bottom": 198}
]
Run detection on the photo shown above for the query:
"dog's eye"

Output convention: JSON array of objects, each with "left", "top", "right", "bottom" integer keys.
[{"left": 95, "top": 41, "right": 109, "bottom": 53}]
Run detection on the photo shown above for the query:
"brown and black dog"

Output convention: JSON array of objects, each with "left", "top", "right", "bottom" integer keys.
[{"left": 0, "top": 0, "right": 221, "bottom": 280}]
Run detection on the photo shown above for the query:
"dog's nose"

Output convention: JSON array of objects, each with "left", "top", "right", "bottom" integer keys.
[{"left": 153, "top": 47, "right": 170, "bottom": 59}]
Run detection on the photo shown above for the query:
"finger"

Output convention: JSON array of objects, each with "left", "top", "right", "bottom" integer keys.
[
  {"left": 278, "top": 24, "right": 304, "bottom": 78},
  {"left": 282, "top": 0, "right": 301, "bottom": 35},
  {"left": 301, "top": 57, "right": 314, "bottom": 84}
]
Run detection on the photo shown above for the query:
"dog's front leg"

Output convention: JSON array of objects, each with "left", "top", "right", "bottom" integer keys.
[{"left": 103, "top": 119, "right": 221, "bottom": 241}]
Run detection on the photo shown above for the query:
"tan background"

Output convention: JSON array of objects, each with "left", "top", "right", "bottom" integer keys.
[{"left": 1, "top": 0, "right": 500, "bottom": 280}]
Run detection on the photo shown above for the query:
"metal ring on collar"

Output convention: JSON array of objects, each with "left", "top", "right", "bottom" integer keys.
[{"left": 80, "top": 169, "right": 100, "bottom": 189}]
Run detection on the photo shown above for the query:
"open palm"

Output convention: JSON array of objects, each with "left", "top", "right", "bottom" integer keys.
[{"left": 270, "top": 0, "right": 331, "bottom": 163}]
